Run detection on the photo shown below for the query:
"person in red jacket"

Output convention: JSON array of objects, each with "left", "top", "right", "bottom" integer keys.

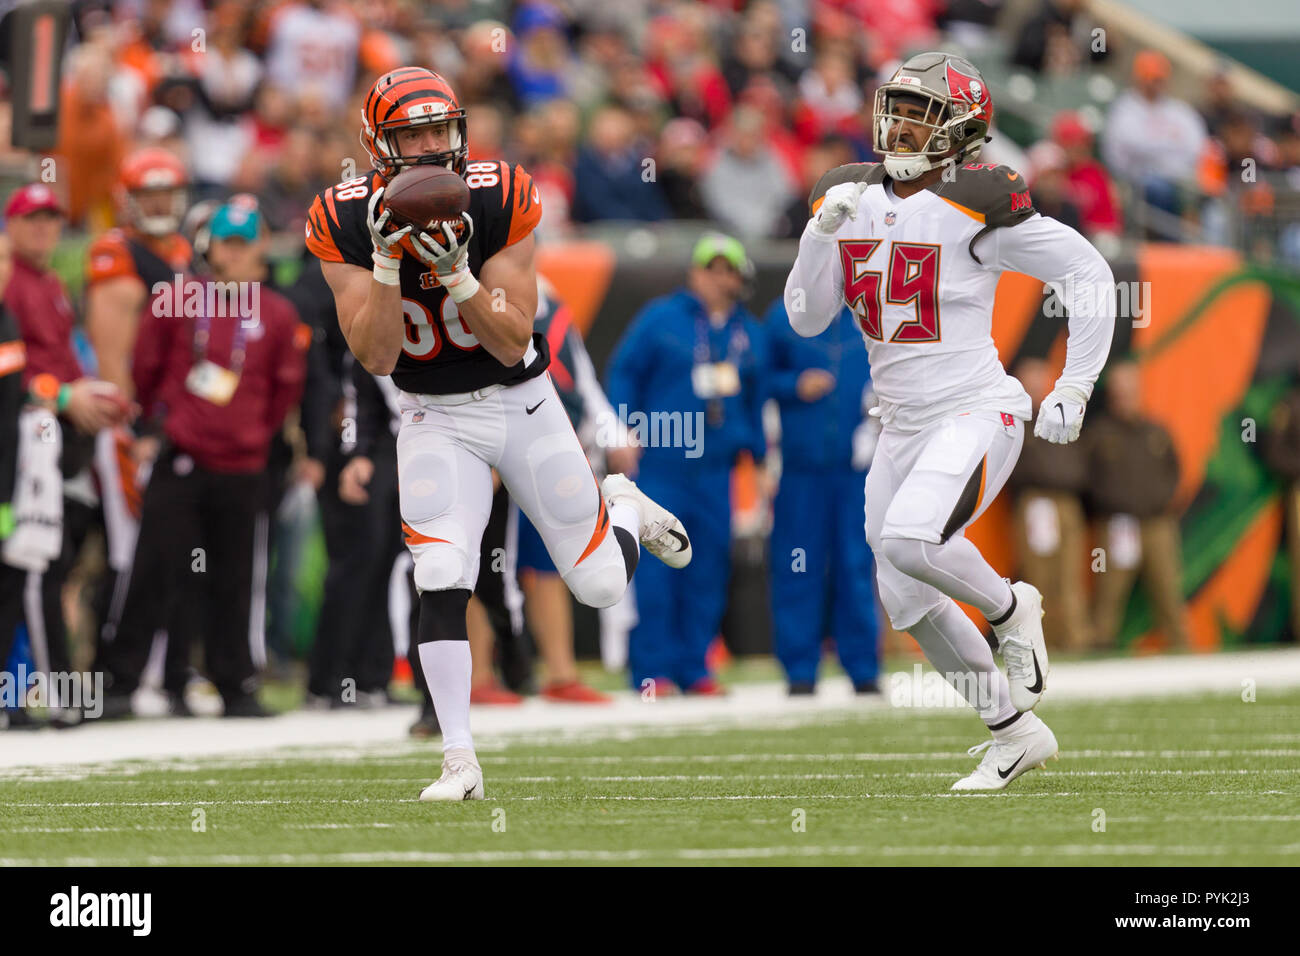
[
  {"left": 1051, "top": 111, "right": 1123, "bottom": 238},
  {"left": 95, "top": 202, "right": 309, "bottom": 719},
  {"left": 3, "top": 184, "right": 129, "bottom": 717}
]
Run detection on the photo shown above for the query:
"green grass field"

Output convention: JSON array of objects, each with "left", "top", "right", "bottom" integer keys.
[{"left": 2, "top": 690, "right": 1298, "bottom": 866}]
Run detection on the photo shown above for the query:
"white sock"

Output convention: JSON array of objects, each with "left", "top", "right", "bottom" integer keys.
[
  {"left": 417, "top": 640, "right": 474, "bottom": 754},
  {"left": 884, "top": 536, "right": 1015, "bottom": 619},
  {"left": 907, "top": 598, "right": 1017, "bottom": 726},
  {"left": 609, "top": 501, "right": 640, "bottom": 539},
  {"left": 993, "top": 710, "right": 1040, "bottom": 741}
]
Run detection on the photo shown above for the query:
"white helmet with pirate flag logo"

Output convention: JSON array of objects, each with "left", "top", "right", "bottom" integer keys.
[{"left": 873, "top": 52, "right": 993, "bottom": 182}]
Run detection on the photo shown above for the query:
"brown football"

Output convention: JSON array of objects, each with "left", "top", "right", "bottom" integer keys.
[{"left": 383, "top": 165, "right": 470, "bottom": 229}]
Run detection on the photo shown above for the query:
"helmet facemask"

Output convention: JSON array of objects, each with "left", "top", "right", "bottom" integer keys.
[
  {"left": 362, "top": 108, "right": 469, "bottom": 180},
  {"left": 873, "top": 83, "right": 989, "bottom": 181}
]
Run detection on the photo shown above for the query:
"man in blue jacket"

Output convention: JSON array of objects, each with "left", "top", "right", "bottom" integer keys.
[
  {"left": 765, "top": 298, "right": 881, "bottom": 694},
  {"left": 606, "top": 235, "right": 768, "bottom": 694}
]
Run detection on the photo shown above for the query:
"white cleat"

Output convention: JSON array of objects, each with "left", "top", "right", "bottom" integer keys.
[
  {"left": 601, "top": 473, "right": 692, "bottom": 569},
  {"left": 951, "top": 712, "right": 1059, "bottom": 791},
  {"left": 419, "top": 748, "right": 485, "bottom": 802},
  {"left": 992, "top": 581, "right": 1049, "bottom": 712}
]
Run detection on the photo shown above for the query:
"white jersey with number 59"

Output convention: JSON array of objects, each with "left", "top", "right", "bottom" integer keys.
[{"left": 785, "top": 161, "right": 1116, "bottom": 432}]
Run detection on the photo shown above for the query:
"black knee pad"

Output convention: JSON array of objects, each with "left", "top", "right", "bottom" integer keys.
[{"left": 415, "top": 588, "right": 472, "bottom": 645}]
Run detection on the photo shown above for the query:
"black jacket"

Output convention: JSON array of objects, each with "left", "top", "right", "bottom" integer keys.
[{"left": 0, "top": 305, "right": 24, "bottom": 508}]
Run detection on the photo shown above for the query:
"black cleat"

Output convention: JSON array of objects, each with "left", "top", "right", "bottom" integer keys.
[
  {"left": 85, "top": 692, "right": 134, "bottom": 722},
  {"left": 222, "top": 694, "right": 274, "bottom": 718},
  {"left": 408, "top": 704, "right": 441, "bottom": 738},
  {"left": 788, "top": 681, "right": 816, "bottom": 696},
  {"left": 165, "top": 691, "right": 196, "bottom": 718}
]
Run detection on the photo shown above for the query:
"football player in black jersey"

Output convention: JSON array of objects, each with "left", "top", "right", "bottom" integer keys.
[{"left": 306, "top": 68, "right": 692, "bottom": 801}]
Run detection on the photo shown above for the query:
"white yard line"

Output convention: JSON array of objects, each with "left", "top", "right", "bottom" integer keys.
[
  {"left": 2, "top": 647, "right": 1299, "bottom": 772},
  {"left": 3, "top": 843, "right": 1298, "bottom": 865}
]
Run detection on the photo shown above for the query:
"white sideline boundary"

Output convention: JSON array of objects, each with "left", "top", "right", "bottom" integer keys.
[{"left": 1, "top": 648, "right": 1298, "bottom": 772}]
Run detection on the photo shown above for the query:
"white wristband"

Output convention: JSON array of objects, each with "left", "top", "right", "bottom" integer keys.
[
  {"left": 371, "top": 251, "right": 401, "bottom": 287},
  {"left": 442, "top": 268, "right": 480, "bottom": 304}
]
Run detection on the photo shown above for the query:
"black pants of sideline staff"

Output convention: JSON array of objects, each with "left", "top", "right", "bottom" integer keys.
[
  {"left": 98, "top": 443, "right": 266, "bottom": 708},
  {"left": 307, "top": 442, "right": 400, "bottom": 701}
]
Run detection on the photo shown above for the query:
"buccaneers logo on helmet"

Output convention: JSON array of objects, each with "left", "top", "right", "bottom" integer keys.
[
  {"left": 360, "top": 67, "right": 469, "bottom": 179},
  {"left": 945, "top": 62, "right": 992, "bottom": 124},
  {"left": 872, "top": 52, "right": 994, "bottom": 181}
]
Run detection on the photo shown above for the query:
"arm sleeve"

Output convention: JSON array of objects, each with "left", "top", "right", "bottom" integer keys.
[
  {"left": 10, "top": 288, "right": 68, "bottom": 389},
  {"left": 570, "top": 329, "right": 631, "bottom": 445},
  {"left": 350, "top": 363, "right": 390, "bottom": 460},
  {"left": 745, "top": 325, "right": 769, "bottom": 463},
  {"left": 131, "top": 305, "right": 174, "bottom": 421},
  {"left": 975, "top": 214, "right": 1116, "bottom": 400},
  {"left": 761, "top": 302, "right": 805, "bottom": 402},
  {"left": 266, "top": 308, "right": 310, "bottom": 435},
  {"left": 299, "top": 325, "right": 336, "bottom": 461},
  {"left": 784, "top": 224, "right": 843, "bottom": 338},
  {"left": 287, "top": 256, "right": 342, "bottom": 461}
]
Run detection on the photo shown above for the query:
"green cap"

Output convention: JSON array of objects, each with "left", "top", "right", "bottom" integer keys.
[{"left": 691, "top": 233, "right": 753, "bottom": 276}]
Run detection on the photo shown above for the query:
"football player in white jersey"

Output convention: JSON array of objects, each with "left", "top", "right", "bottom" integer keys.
[{"left": 784, "top": 53, "right": 1116, "bottom": 790}]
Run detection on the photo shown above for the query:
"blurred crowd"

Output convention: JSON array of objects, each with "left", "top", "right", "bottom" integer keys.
[{"left": 0, "top": 0, "right": 1290, "bottom": 254}]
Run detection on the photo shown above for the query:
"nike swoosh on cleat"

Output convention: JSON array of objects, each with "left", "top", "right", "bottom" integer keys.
[
  {"left": 1025, "top": 653, "right": 1044, "bottom": 694},
  {"left": 998, "top": 752, "right": 1027, "bottom": 779},
  {"left": 463, "top": 783, "right": 477, "bottom": 800},
  {"left": 666, "top": 529, "right": 689, "bottom": 551},
  {"left": 526, "top": 401, "right": 545, "bottom": 415}
]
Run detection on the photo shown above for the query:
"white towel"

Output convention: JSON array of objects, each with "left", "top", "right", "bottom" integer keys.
[{"left": 3, "top": 408, "right": 63, "bottom": 572}]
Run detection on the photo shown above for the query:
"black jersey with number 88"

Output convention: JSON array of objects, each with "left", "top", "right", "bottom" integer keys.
[{"left": 305, "top": 160, "right": 547, "bottom": 395}]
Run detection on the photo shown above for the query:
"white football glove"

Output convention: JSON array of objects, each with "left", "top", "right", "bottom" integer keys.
[
  {"left": 1033, "top": 384, "right": 1089, "bottom": 444},
  {"left": 366, "top": 187, "right": 412, "bottom": 286},
  {"left": 409, "top": 213, "right": 479, "bottom": 302},
  {"left": 809, "top": 181, "right": 868, "bottom": 238}
]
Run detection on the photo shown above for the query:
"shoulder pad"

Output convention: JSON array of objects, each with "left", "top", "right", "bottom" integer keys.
[
  {"left": 929, "top": 163, "right": 1035, "bottom": 228},
  {"left": 467, "top": 160, "right": 542, "bottom": 257},
  {"left": 86, "top": 231, "right": 137, "bottom": 286},
  {"left": 809, "top": 163, "right": 887, "bottom": 215},
  {"left": 305, "top": 174, "right": 379, "bottom": 267}
]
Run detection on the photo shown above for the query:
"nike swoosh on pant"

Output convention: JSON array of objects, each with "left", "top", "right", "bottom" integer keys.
[{"left": 998, "top": 752, "right": 1027, "bottom": 778}]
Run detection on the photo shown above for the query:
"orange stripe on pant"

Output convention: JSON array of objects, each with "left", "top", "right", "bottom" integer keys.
[
  {"left": 402, "top": 522, "right": 452, "bottom": 547},
  {"left": 573, "top": 488, "right": 610, "bottom": 567}
]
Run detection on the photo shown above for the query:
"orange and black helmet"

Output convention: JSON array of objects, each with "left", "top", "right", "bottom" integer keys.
[
  {"left": 360, "top": 67, "right": 468, "bottom": 179},
  {"left": 117, "top": 147, "right": 190, "bottom": 236}
]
